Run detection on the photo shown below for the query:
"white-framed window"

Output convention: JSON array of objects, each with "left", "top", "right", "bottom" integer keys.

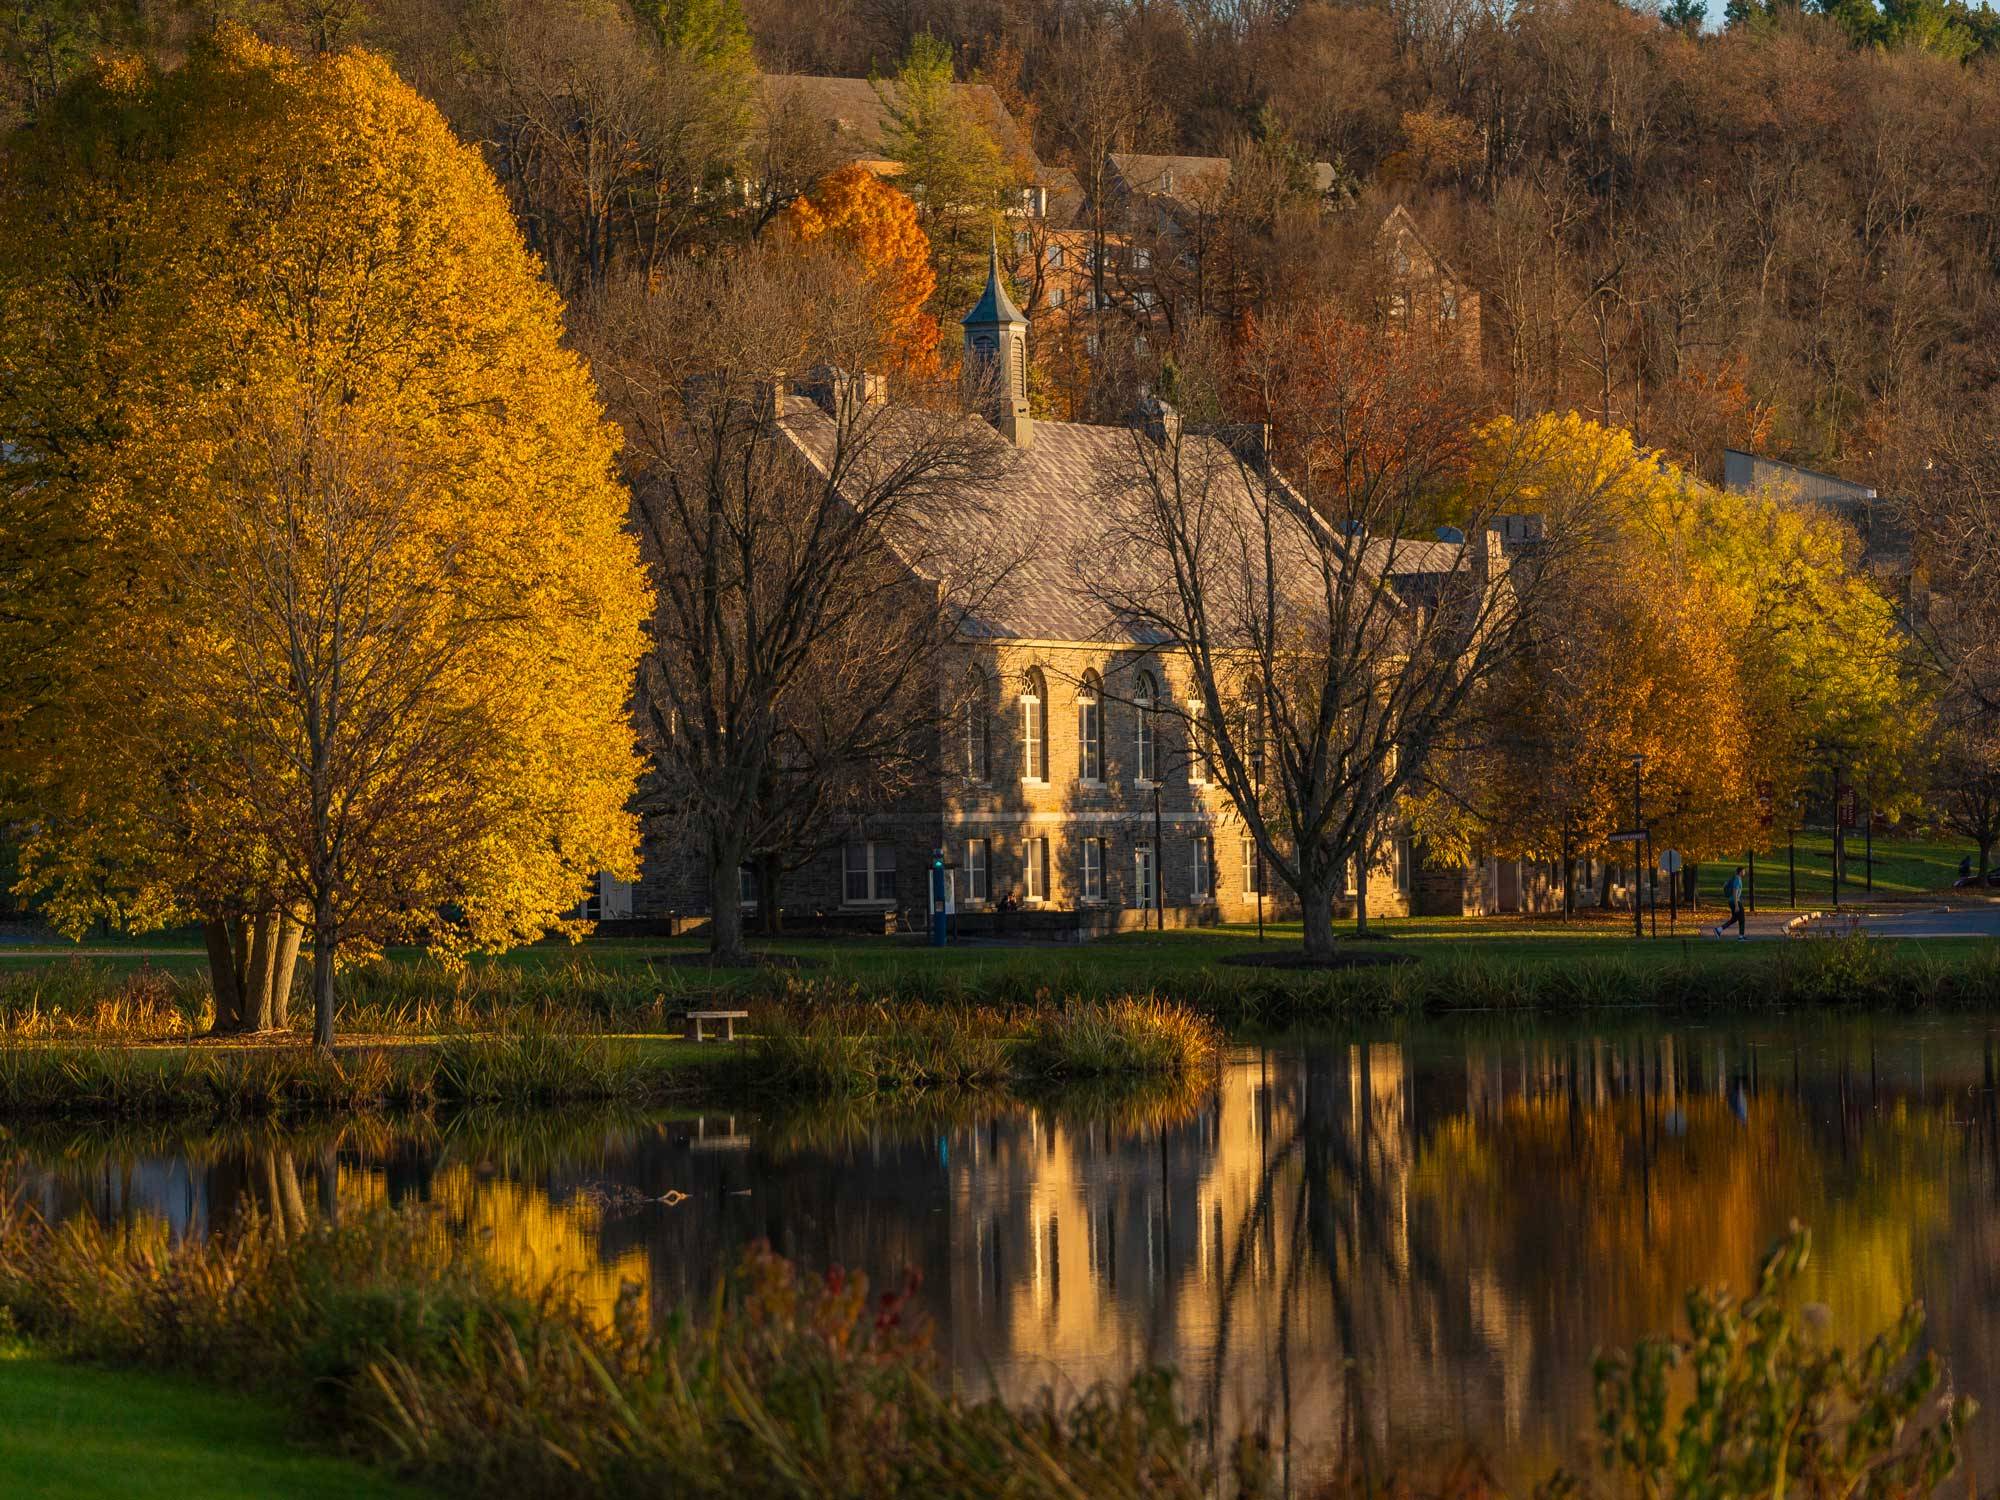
[
  {"left": 1084, "top": 332, "right": 1100, "bottom": 357},
  {"left": 1134, "top": 246, "right": 1152, "bottom": 270},
  {"left": 1441, "top": 287, "right": 1459, "bottom": 321},
  {"left": 1049, "top": 285, "right": 1066, "bottom": 309},
  {"left": 963, "top": 666, "right": 991, "bottom": 780},
  {"left": 1395, "top": 835, "right": 1413, "bottom": 893},
  {"left": 844, "top": 841, "right": 897, "bottom": 904},
  {"left": 1081, "top": 837, "right": 1104, "bottom": 902},
  {"left": 738, "top": 865, "right": 759, "bottom": 908},
  {"left": 1013, "top": 228, "right": 1032, "bottom": 255},
  {"left": 1134, "top": 670, "right": 1157, "bottom": 782},
  {"left": 966, "top": 838, "right": 990, "bottom": 903},
  {"left": 1077, "top": 672, "right": 1103, "bottom": 782},
  {"left": 1135, "top": 841, "right": 1157, "bottom": 909},
  {"left": 1189, "top": 702, "right": 1212, "bottom": 784},
  {"left": 1020, "top": 668, "right": 1047, "bottom": 782},
  {"left": 1241, "top": 838, "right": 1263, "bottom": 896},
  {"left": 1025, "top": 837, "right": 1049, "bottom": 902},
  {"left": 579, "top": 871, "right": 632, "bottom": 921},
  {"left": 1193, "top": 837, "right": 1213, "bottom": 899},
  {"left": 1047, "top": 242, "right": 1065, "bottom": 269}
]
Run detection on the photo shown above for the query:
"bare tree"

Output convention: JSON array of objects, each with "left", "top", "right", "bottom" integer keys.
[
  {"left": 1086, "top": 315, "right": 1563, "bottom": 956},
  {"left": 585, "top": 251, "right": 1002, "bottom": 960}
]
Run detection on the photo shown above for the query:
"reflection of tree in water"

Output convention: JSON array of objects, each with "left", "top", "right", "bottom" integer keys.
[{"left": 8, "top": 1019, "right": 1999, "bottom": 1487}]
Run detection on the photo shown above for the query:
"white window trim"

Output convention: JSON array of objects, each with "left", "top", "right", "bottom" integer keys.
[
  {"left": 1081, "top": 838, "right": 1105, "bottom": 904},
  {"left": 1024, "top": 836, "right": 1050, "bottom": 904},
  {"left": 842, "top": 842, "right": 898, "bottom": 908}
]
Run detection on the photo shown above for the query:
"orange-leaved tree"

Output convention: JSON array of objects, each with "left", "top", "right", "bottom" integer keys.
[
  {"left": 786, "top": 163, "right": 941, "bottom": 378},
  {"left": 0, "top": 31, "right": 651, "bottom": 1045}
]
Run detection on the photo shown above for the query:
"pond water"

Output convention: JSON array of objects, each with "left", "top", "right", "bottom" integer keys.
[{"left": 15, "top": 1012, "right": 2000, "bottom": 1488}]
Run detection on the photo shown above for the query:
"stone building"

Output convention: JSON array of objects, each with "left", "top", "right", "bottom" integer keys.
[{"left": 627, "top": 254, "right": 1416, "bottom": 937}]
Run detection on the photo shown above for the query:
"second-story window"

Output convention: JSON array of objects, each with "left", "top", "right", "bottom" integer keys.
[
  {"left": 963, "top": 667, "right": 990, "bottom": 780},
  {"left": 1078, "top": 672, "right": 1103, "bottom": 782},
  {"left": 1021, "top": 668, "right": 1047, "bottom": 782},
  {"left": 1134, "top": 671, "right": 1157, "bottom": 782}
]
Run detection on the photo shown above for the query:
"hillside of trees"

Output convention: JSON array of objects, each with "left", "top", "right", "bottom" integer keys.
[{"left": 6, "top": 0, "right": 1997, "bottom": 490}]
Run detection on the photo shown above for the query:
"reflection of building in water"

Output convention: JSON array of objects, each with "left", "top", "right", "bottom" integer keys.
[
  {"left": 933, "top": 1045, "right": 1551, "bottom": 1475},
  {"left": 16, "top": 1021, "right": 1989, "bottom": 1487}
]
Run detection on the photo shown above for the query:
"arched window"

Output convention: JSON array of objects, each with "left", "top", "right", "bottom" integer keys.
[
  {"left": 1077, "top": 671, "right": 1103, "bottom": 782},
  {"left": 1020, "top": 668, "right": 1047, "bottom": 782},
  {"left": 962, "top": 667, "right": 990, "bottom": 781},
  {"left": 1188, "top": 700, "right": 1212, "bottom": 784},
  {"left": 1134, "top": 671, "right": 1157, "bottom": 782}
]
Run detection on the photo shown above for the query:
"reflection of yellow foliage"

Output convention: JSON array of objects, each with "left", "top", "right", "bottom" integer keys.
[
  {"left": 1410, "top": 1084, "right": 1951, "bottom": 1357},
  {"left": 338, "top": 1165, "right": 647, "bottom": 1327}
]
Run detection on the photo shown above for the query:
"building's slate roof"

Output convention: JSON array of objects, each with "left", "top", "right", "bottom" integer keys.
[
  {"left": 776, "top": 402, "right": 1331, "bottom": 645},
  {"left": 763, "top": 74, "right": 1043, "bottom": 177}
]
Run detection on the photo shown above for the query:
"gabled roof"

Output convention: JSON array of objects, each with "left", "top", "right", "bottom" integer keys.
[
  {"left": 762, "top": 73, "right": 1042, "bottom": 177},
  {"left": 774, "top": 400, "right": 1330, "bottom": 645}
]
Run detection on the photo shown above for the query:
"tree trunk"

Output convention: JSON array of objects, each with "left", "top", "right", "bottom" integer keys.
[
  {"left": 311, "top": 908, "right": 336, "bottom": 1049},
  {"left": 242, "top": 911, "right": 279, "bottom": 1032},
  {"left": 707, "top": 837, "right": 747, "bottom": 961},
  {"left": 1301, "top": 870, "right": 1337, "bottom": 958},
  {"left": 1598, "top": 861, "right": 1617, "bottom": 910},
  {"left": 268, "top": 912, "right": 304, "bottom": 1031},
  {"left": 203, "top": 918, "right": 246, "bottom": 1034},
  {"left": 1353, "top": 851, "right": 1371, "bottom": 937},
  {"left": 1981, "top": 838, "right": 1993, "bottom": 880},
  {"left": 758, "top": 857, "right": 783, "bottom": 937}
]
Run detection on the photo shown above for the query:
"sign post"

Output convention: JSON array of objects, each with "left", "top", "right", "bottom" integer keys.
[{"left": 928, "top": 852, "right": 953, "bottom": 947}]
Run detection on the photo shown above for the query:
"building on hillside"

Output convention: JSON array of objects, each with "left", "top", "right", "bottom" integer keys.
[
  {"left": 625, "top": 252, "right": 1437, "bottom": 938},
  {"left": 761, "top": 73, "right": 1053, "bottom": 213},
  {"left": 1721, "top": 449, "right": 1909, "bottom": 570}
]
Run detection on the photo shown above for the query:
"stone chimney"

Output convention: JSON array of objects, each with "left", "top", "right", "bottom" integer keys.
[{"left": 1134, "top": 395, "right": 1182, "bottom": 451}]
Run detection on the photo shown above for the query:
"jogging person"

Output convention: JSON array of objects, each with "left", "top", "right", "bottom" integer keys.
[{"left": 1713, "top": 866, "right": 1747, "bottom": 939}]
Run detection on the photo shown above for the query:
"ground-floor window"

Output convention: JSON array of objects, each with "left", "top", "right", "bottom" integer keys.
[
  {"left": 1081, "top": 837, "right": 1105, "bottom": 902},
  {"left": 579, "top": 872, "right": 632, "bottom": 921},
  {"left": 1025, "top": 837, "right": 1049, "bottom": 902},
  {"left": 1240, "top": 838, "right": 1262, "bottom": 897},
  {"left": 844, "top": 841, "right": 897, "bottom": 904},
  {"left": 1395, "top": 836, "right": 1412, "bottom": 894},
  {"left": 738, "top": 865, "right": 759, "bottom": 907},
  {"left": 1192, "top": 837, "right": 1213, "bottom": 899},
  {"left": 965, "top": 838, "right": 990, "bottom": 903},
  {"left": 1135, "top": 840, "right": 1156, "bottom": 909}
]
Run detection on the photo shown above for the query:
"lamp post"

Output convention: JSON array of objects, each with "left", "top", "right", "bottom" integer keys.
[{"left": 1632, "top": 754, "right": 1645, "bottom": 941}]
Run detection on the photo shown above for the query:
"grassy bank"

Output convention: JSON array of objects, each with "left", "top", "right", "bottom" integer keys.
[
  {"left": 0, "top": 1193, "right": 1966, "bottom": 1500},
  {"left": 0, "top": 1033, "right": 710, "bottom": 1124},
  {"left": 0, "top": 1343, "right": 426, "bottom": 1499},
  {"left": 0, "top": 995, "right": 1222, "bottom": 1123},
  {"left": 748, "top": 997, "right": 1221, "bottom": 1099}
]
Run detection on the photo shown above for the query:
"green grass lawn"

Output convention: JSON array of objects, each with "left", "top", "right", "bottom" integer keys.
[
  {"left": 0, "top": 831, "right": 1985, "bottom": 1000},
  {"left": 1688, "top": 830, "right": 1978, "bottom": 904},
  {"left": 0, "top": 1347, "right": 424, "bottom": 1499}
]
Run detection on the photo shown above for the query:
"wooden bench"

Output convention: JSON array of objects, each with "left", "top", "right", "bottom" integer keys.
[{"left": 684, "top": 1009, "right": 749, "bottom": 1043}]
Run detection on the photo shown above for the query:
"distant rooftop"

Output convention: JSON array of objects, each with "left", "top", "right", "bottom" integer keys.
[{"left": 762, "top": 74, "right": 1042, "bottom": 176}]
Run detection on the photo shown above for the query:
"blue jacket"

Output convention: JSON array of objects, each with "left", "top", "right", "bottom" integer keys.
[{"left": 1723, "top": 874, "right": 1744, "bottom": 905}]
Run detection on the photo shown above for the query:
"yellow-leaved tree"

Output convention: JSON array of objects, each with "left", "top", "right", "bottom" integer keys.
[
  {"left": 0, "top": 32, "right": 652, "bottom": 1045},
  {"left": 1472, "top": 413, "right": 1922, "bottom": 907}
]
